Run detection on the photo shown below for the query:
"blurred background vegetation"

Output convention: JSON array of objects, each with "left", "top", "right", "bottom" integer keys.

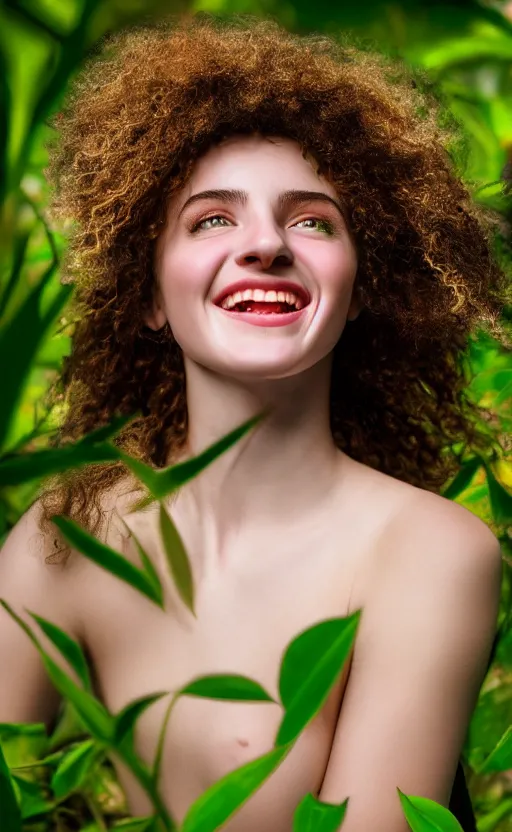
[{"left": 0, "top": 0, "right": 512, "bottom": 829}]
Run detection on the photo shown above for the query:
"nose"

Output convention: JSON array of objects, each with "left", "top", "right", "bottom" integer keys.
[{"left": 235, "top": 223, "right": 294, "bottom": 270}]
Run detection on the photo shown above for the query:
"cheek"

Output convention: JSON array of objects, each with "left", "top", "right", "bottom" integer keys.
[
  {"left": 158, "top": 246, "right": 213, "bottom": 305},
  {"left": 304, "top": 243, "right": 357, "bottom": 292}
]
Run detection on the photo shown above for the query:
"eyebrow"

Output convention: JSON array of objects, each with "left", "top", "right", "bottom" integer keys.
[{"left": 177, "top": 188, "right": 345, "bottom": 220}]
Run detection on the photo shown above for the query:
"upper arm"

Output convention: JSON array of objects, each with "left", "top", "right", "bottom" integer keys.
[
  {"left": 0, "top": 501, "right": 85, "bottom": 732},
  {"left": 318, "top": 495, "right": 502, "bottom": 831}
]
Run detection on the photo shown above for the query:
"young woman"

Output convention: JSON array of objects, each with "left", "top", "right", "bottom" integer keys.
[{"left": 1, "top": 14, "right": 509, "bottom": 831}]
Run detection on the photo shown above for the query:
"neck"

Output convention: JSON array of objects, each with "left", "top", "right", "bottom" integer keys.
[{"left": 165, "top": 353, "right": 349, "bottom": 566}]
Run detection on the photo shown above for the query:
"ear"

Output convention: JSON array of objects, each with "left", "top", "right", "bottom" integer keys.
[
  {"left": 347, "top": 286, "right": 363, "bottom": 322},
  {"left": 143, "top": 295, "right": 167, "bottom": 331}
]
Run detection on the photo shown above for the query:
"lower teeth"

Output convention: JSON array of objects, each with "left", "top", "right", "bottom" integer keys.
[{"left": 232, "top": 303, "right": 295, "bottom": 314}]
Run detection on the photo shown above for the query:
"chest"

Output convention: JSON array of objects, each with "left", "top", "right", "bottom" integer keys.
[{"left": 77, "top": 499, "right": 389, "bottom": 827}]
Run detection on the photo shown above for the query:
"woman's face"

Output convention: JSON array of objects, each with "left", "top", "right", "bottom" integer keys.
[{"left": 148, "top": 133, "right": 360, "bottom": 381}]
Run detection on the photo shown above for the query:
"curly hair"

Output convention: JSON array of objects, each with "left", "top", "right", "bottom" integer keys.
[{"left": 38, "top": 13, "right": 512, "bottom": 564}]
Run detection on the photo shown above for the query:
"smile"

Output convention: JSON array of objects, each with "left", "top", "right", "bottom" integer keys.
[{"left": 214, "top": 302, "right": 309, "bottom": 328}]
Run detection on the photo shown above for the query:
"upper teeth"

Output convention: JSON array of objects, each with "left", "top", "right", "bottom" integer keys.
[{"left": 220, "top": 289, "right": 304, "bottom": 310}]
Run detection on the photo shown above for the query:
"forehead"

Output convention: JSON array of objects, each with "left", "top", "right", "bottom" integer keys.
[{"left": 180, "top": 133, "right": 335, "bottom": 195}]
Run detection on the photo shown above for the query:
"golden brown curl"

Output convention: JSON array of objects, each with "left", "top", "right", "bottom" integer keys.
[{"left": 39, "top": 14, "right": 512, "bottom": 563}]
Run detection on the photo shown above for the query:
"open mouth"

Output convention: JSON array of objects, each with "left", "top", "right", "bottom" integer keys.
[{"left": 226, "top": 300, "right": 300, "bottom": 315}]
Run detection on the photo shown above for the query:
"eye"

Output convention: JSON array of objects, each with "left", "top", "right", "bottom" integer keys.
[
  {"left": 190, "top": 214, "right": 231, "bottom": 232},
  {"left": 294, "top": 218, "right": 335, "bottom": 235},
  {"left": 189, "top": 214, "right": 335, "bottom": 234}
]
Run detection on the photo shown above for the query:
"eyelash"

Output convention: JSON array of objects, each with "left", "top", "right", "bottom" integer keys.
[{"left": 189, "top": 214, "right": 335, "bottom": 235}]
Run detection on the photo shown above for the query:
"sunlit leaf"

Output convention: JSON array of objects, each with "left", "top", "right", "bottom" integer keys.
[
  {"left": 0, "top": 414, "right": 134, "bottom": 486},
  {"left": 276, "top": 612, "right": 360, "bottom": 746},
  {"left": 441, "top": 456, "right": 482, "bottom": 500},
  {"left": 50, "top": 738, "right": 104, "bottom": 798},
  {"left": 293, "top": 792, "right": 348, "bottom": 831},
  {"left": 484, "top": 463, "right": 512, "bottom": 525},
  {"left": 179, "top": 674, "right": 276, "bottom": 703},
  {"left": 397, "top": 788, "right": 464, "bottom": 831},
  {"left": 477, "top": 723, "right": 512, "bottom": 773},
  {"left": 181, "top": 741, "right": 293, "bottom": 832}
]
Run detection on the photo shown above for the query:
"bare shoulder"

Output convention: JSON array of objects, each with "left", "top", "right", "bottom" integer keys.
[
  {"left": 344, "top": 459, "right": 503, "bottom": 603},
  {"left": 370, "top": 475, "right": 503, "bottom": 597}
]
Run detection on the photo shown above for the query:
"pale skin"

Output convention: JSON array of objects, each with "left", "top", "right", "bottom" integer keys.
[{"left": 0, "top": 133, "right": 503, "bottom": 831}]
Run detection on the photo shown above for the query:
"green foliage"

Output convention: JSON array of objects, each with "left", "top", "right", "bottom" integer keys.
[{"left": 1, "top": 0, "right": 512, "bottom": 830}]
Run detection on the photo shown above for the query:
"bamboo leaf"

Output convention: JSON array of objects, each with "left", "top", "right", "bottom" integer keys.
[
  {"left": 51, "top": 515, "right": 164, "bottom": 609},
  {"left": 293, "top": 792, "right": 348, "bottom": 831},
  {"left": 159, "top": 502, "right": 194, "bottom": 616},
  {"left": 0, "top": 264, "right": 72, "bottom": 452},
  {"left": 11, "top": 772, "right": 55, "bottom": 820},
  {"left": 27, "top": 610, "right": 92, "bottom": 692},
  {"left": 441, "top": 457, "right": 482, "bottom": 500},
  {"left": 114, "top": 692, "right": 169, "bottom": 746},
  {"left": 50, "top": 738, "right": 103, "bottom": 798},
  {"left": 116, "top": 516, "right": 164, "bottom": 609},
  {"left": 125, "top": 409, "right": 271, "bottom": 508},
  {"left": 0, "top": 600, "right": 114, "bottom": 743},
  {"left": 397, "top": 789, "right": 464, "bottom": 831},
  {"left": 0, "top": 438, "right": 120, "bottom": 486},
  {"left": 179, "top": 674, "right": 275, "bottom": 703},
  {"left": 0, "top": 741, "right": 22, "bottom": 832},
  {"left": 484, "top": 464, "right": 512, "bottom": 526},
  {"left": 181, "top": 742, "right": 293, "bottom": 832},
  {"left": 276, "top": 612, "right": 360, "bottom": 746},
  {"left": 0, "top": 412, "right": 135, "bottom": 486},
  {"left": 476, "top": 724, "right": 512, "bottom": 774}
]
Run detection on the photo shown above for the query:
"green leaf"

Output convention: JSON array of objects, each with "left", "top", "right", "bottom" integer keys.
[
  {"left": 483, "top": 464, "right": 512, "bottom": 526},
  {"left": 0, "top": 740, "right": 22, "bottom": 832},
  {"left": 397, "top": 788, "right": 464, "bottom": 831},
  {"left": 11, "top": 749, "right": 65, "bottom": 770},
  {"left": 114, "top": 692, "right": 169, "bottom": 746},
  {"left": 476, "top": 724, "right": 512, "bottom": 774},
  {"left": 293, "top": 792, "right": 348, "bottom": 831},
  {"left": 50, "top": 738, "right": 103, "bottom": 798},
  {"left": 27, "top": 610, "right": 92, "bottom": 692},
  {"left": 0, "top": 263, "right": 72, "bottom": 453},
  {"left": 0, "top": 412, "right": 134, "bottom": 486},
  {"left": 10, "top": 772, "right": 56, "bottom": 820},
  {"left": 0, "top": 722, "right": 48, "bottom": 771},
  {"left": 468, "top": 368, "right": 512, "bottom": 400},
  {"left": 276, "top": 612, "right": 360, "bottom": 746},
  {"left": 51, "top": 515, "right": 165, "bottom": 609},
  {"left": 150, "top": 677, "right": 275, "bottom": 788},
  {"left": 125, "top": 409, "right": 271, "bottom": 507},
  {"left": 0, "top": 439, "right": 120, "bottom": 486},
  {"left": 111, "top": 819, "right": 159, "bottom": 832},
  {"left": 0, "top": 600, "right": 114, "bottom": 743},
  {"left": 116, "top": 516, "right": 164, "bottom": 609},
  {"left": 181, "top": 741, "right": 293, "bottom": 832},
  {"left": 80, "top": 413, "right": 138, "bottom": 445},
  {"left": 0, "top": 724, "right": 46, "bottom": 740},
  {"left": 159, "top": 502, "right": 195, "bottom": 616},
  {"left": 441, "top": 457, "right": 482, "bottom": 500},
  {"left": 179, "top": 674, "right": 276, "bottom": 703}
]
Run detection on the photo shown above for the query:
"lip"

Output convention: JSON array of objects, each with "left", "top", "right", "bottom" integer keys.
[
  {"left": 215, "top": 305, "right": 307, "bottom": 327},
  {"left": 212, "top": 278, "right": 311, "bottom": 308}
]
